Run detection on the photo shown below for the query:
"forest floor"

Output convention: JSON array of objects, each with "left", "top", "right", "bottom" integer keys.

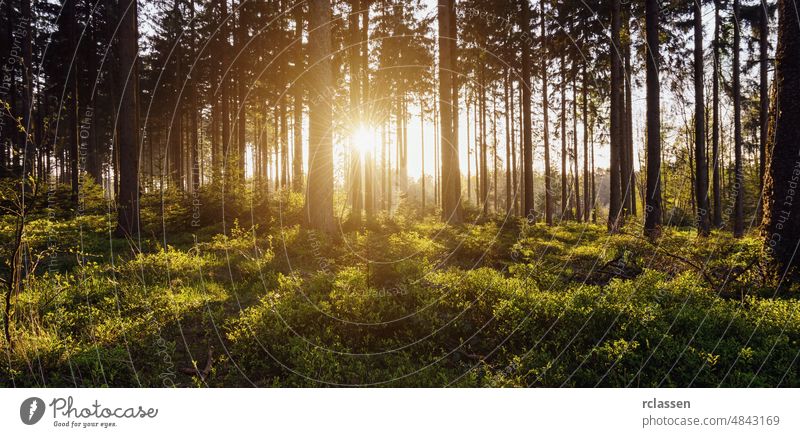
[{"left": 1, "top": 184, "right": 799, "bottom": 387}]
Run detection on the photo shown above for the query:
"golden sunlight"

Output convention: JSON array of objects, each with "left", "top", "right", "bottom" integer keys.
[{"left": 352, "top": 125, "right": 377, "bottom": 156}]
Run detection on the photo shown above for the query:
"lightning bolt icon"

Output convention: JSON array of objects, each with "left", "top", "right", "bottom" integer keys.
[{"left": 28, "top": 398, "right": 38, "bottom": 421}]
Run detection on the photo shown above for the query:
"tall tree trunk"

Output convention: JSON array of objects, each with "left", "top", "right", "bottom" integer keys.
[
  {"left": 382, "top": 121, "right": 388, "bottom": 210},
  {"left": 66, "top": 0, "right": 81, "bottom": 200},
  {"left": 220, "top": 0, "right": 231, "bottom": 183},
  {"left": 361, "top": 0, "right": 375, "bottom": 222},
  {"left": 466, "top": 91, "right": 471, "bottom": 202},
  {"left": 536, "top": 0, "right": 548, "bottom": 224},
  {"left": 560, "top": 52, "right": 569, "bottom": 221},
  {"left": 117, "top": 0, "right": 140, "bottom": 236},
  {"left": 171, "top": 7, "right": 183, "bottom": 189},
  {"left": 589, "top": 118, "right": 597, "bottom": 224},
  {"left": 504, "top": 70, "right": 512, "bottom": 214},
  {"left": 591, "top": 119, "right": 596, "bottom": 223},
  {"left": 480, "top": 71, "right": 488, "bottom": 216},
  {"left": 387, "top": 117, "right": 393, "bottom": 212},
  {"left": 293, "top": 4, "right": 304, "bottom": 192},
  {"left": 211, "top": 91, "right": 220, "bottom": 181},
  {"left": 363, "top": 3, "right": 374, "bottom": 221},
  {"left": 400, "top": 96, "right": 408, "bottom": 195},
  {"left": 306, "top": 0, "right": 335, "bottom": 232},
  {"left": 433, "top": 98, "right": 439, "bottom": 207},
  {"left": 519, "top": 1, "right": 534, "bottom": 221},
  {"left": 712, "top": 0, "right": 722, "bottom": 228},
  {"left": 763, "top": 0, "right": 800, "bottom": 275},
  {"left": 582, "top": 66, "right": 590, "bottom": 222},
  {"left": 733, "top": 0, "right": 744, "bottom": 237},
  {"left": 236, "top": 1, "right": 247, "bottom": 183},
  {"left": 511, "top": 76, "right": 518, "bottom": 216},
  {"left": 573, "top": 74, "right": 581, "bottom": 222},
  {"left": 280, "top": 99, "right": 288, "bottom": 188},
  {"left": 189, "top": 0, "right": 199, "bottom": 192},
  {"left": 421, "top": 100, "right": 426, "bottom": 213},
  {"left": 608, "top": 0, "right": 623, "bottom": 232},
  {"left": 20, "top": 0, "right": 34, "bottom": 183},
  {"left": 85, "top": 9, "right": 101, "bottom": 186},
  {"left": 644, "top": 0, "right": 662, "bottom": 238},
  {"left": 694, "top": 1, "right": 711, "bottom": 236},
  {"left": 623, "top": 24, "right": 635, "bottom": 216},
  {"left": 757, "top": 0, "right": 769, "bottom": 224},
  {"left": 349, "top": 0, "right": 362, "bottom": 225},
  {"left": 492, "top": 90, "right": 498, "bottom": 212},
  {"left": 474, "top": 91, "right": 480, "bottom": 201},
  {"left": 449, "top": 0, "right": 459, "bottom": 202},
  {"left": 438, "top": 0, "right": 462, "bottom": 223}
]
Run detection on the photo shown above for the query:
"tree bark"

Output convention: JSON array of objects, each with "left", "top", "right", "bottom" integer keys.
[
  {"left": 623, "top": 23, "right": 635, "bottom": 216},
  {"left": 733, "top": 0, "right": 744, "bottom": 237},
  {"left": 504, "top": 70, "right": 512, "bottom": 214},
  {"left": 539, "top": 0, "right": 550, "bottom": 224},
  {"left": 582, "top": 66, "right": 589, "bottom": 222},
  {"left": 763, "top": 0, "right": 800, "bottom": 275},
  {"left": 293, "top": 4, "right": 304, "bottom": 192},
  {"left": 236, "top": 0, "right": 247, "bottom": 183},
  {"left": 349, "top": 0, "right": 363, "bottom": 225},
  {"left": 712, "top": 0, "right": 722, "bottom": 228},
  {"left": 608, "top": 0, "right": 623, "bottom": 232},
  {"left": 65, "top": 0, "right": 81, "bottom": 201},
  {"left": 306, "top": 0, "right": 335, "bottom": 232},
  {"left": 757, "top": 0, "right": 769, "bottom": 223},
  {"left": 560, "top": 52, "right": 569, "bottom": 221},
  {"left": 438, "top": 0, "right": 462, "bottom": 224},
  {"left": 20, "top": 0, "right": 34, "bottom": 183},
  {"left": 573, "top": 73, "right": 581, "bottom": 222},
  {"left": 116, "top": 0, "right": 140, "bottom": 237},
  {"left": 644, "top": 0, "right": 662, "bottom": 238},
  {"left": 694, "top": 1, "right": 710, "bottom": 236},
  {"left": 520, "top": 0, "right": 534, "bottom": 221},
  {"left": 480, "top": 70, "right": 488, "bottom": 216},
  {"left": 219, "top": 0, "right": 231, "bottom": 183}
]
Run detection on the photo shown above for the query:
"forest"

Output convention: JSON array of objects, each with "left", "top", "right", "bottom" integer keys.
[{"left": 1, "top": 0, "right": 799, "bottom": 387}]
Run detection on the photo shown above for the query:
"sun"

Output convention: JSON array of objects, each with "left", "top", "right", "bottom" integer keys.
[{"left": 352, "top": 125, "right": 375, "bottom": 156}]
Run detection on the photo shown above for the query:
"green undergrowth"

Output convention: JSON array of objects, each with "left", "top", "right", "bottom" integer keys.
[{"left": 1, "top": 193, "right": 797, "bottom": 387}]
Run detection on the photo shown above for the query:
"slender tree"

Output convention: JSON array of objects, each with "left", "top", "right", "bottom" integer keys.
[
  {"left": 733, "top": 0, "right": 744, "bottom": 237},
  {"left": 504, "top": 70, "right": 512, "bottom": 214},
  {"left": 572, "top": 72, "right": 580, "bottom": 222},
  {"left": 757, "top": 0, "right": 770, "bottom": 222},
  {"left": 293, "top": 3, "right": 305, "bottom": 193},
  {"left": 20, "top": 0, "right": 34, "bottom": 184},
  {"left": 438, "top": 0, "right": 462, "bottom": 223},
  {"left": 518, "top": 0, "right": 535, "bottom": 221},
  {"left": 712, "top": 0, "right": 722, "bottom": 228},
  {"left": 306, "top": 0, "right": 335, "bottom": 232},
  {"left": 539, "top": 0, "right": 551, "bottom": 224},
  {"left": 65, "top": 0, "right": 81, "bottom": 200},
  {"left": 608, "top": 0, "right": 623, "bottom": 232},
  {"left": 349, "top": 0, "right": 363, "bottom": 225},
  {"left": 644, "top": 0, "right": 662, "bottom": 238},
  {"left": 693, "top": 0, "right": 710, "bottom": 236},
  {"left": 560, "top": 52, "right": 569, "bottom": 220},
  {"left": 582, "top": 66, "right": 589, "bottom": 222},
  {"left": 117, "top": 0, "right": 140, "bottom": 237}
]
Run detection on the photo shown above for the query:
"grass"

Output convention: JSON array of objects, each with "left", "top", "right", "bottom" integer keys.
[{"left": 1, "top": 188, "right": 798, "bottom": 387}]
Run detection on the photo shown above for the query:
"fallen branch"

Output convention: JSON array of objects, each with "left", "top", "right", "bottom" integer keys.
[
  {"left": 619, "top": 230, "right": 716, "bottom": 286},
  {"left": 179, "top": 347, "right": 214, "bottom": 380}
]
